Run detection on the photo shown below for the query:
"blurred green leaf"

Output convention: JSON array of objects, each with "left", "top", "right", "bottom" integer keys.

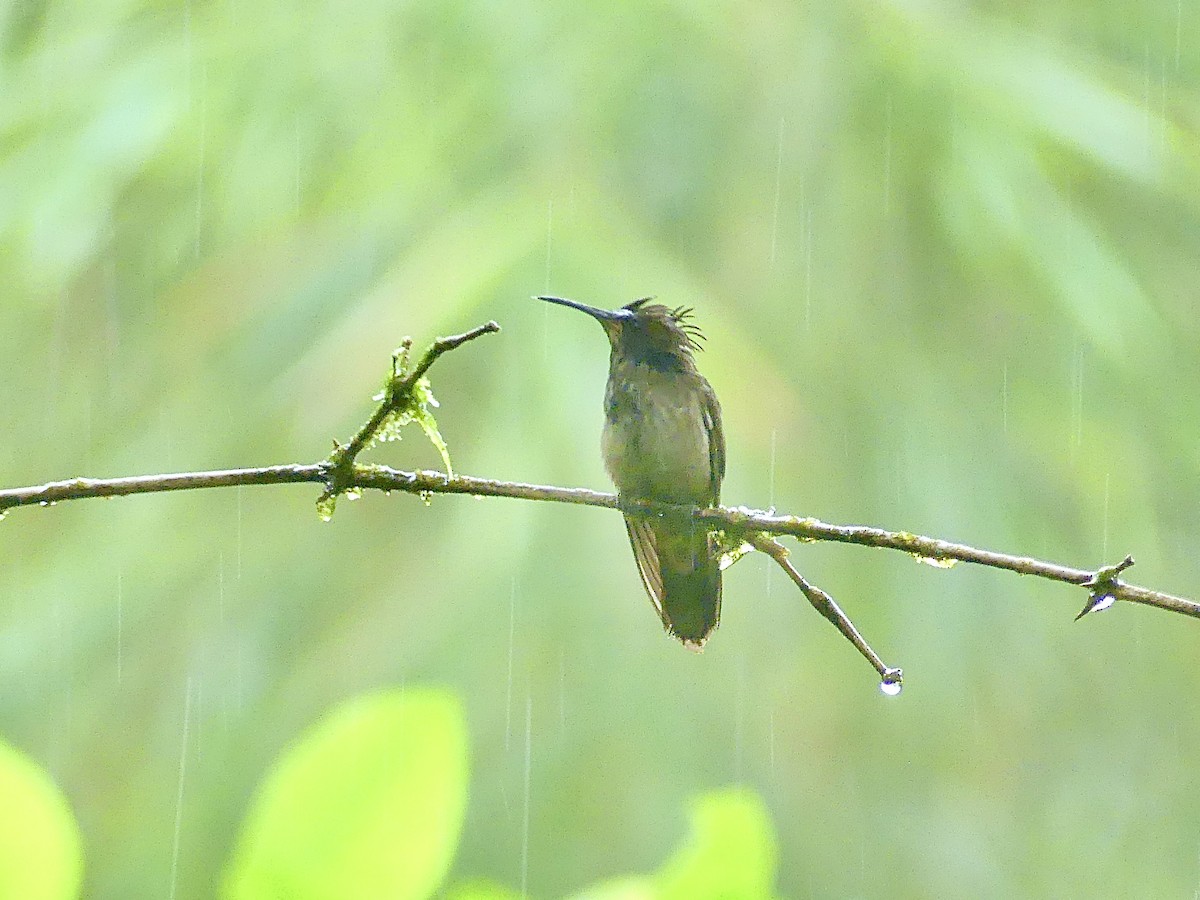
[
  {"left": 0, "top": 738, "right": 82, "bottom": 900},
  {"left": 655, "top": 789, "right": 778, "bottom": 900},
  {"left": 565, "top": 789, "right": 778, "bottom": 900},
  {"left": 567, "top": 877, "right": 656, "bottom": 900},
  {"left": 222, "top": 688, "right": 468, "bottom": 900},
  {"left": 444, "top": 879, "right": 526, "bottom": 900}
]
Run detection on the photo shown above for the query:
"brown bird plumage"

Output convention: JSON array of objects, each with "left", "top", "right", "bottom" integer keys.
[{"left": 539, "top": 296, "right": 725, "bottom": 647}]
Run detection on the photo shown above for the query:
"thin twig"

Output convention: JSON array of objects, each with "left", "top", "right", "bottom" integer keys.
[
  {"left": 337, "top": 321, "right": 501, "bottom": 467},
  {"left": 750, "top": 534, "right": 902, "bottom": 688},
  {"left": 409, "top": 321, "right": 503, "bottom": 381},
  {"left": 2, "top": 464, "right": 1195, "bottom": 623},
  {"left": 0, "top": 465, "right": 328, "bottom": 507}
]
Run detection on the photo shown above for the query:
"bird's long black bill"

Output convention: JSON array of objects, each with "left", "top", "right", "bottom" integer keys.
[{"left": 535, "top": 295, "right": 620, "bottom": 322}]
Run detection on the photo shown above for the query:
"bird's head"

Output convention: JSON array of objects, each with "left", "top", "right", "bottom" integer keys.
[{"left": 537, "top": 296, "right": 705, "bottom": 372}]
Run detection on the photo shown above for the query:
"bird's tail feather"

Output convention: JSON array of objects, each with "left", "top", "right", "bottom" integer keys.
[{"left": 624, "top": 516, "right": 722, "bottom": 647}]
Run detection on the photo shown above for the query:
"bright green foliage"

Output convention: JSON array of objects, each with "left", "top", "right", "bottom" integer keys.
[
  {"left": 0, "top": 739, "right": 82, "bottom": 900},
  {"left": 219, "top": 687, "right": 777, "bottom": 900},
  {"left": 222, "top": 688, "right": 468, "bottom": 900},
  {"left": 655, "top": 790, "right": 778, "bottom": 900},
  {"left": 564, "top": 790, "right": 778, "bottom": 900}
]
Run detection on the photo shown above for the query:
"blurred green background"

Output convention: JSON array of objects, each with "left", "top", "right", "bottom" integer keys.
[{"left": 2, "top": 0, "right": 1199, "bottom": 896}]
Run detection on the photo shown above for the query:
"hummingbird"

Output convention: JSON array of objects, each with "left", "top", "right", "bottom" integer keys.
[{"left": 539, "top": 296, "right": 726, "bottom": 648}]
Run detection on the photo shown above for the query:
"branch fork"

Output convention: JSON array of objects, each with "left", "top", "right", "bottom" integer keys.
[
  {"left": 318, "top": 321, "right": 500, "bottom": 516},
  {"left": 748, "top": 533, "right": 903, "bottom": 693},
  {"left": 1076, "top": 554, "right": 1136, "bottom": 620}
]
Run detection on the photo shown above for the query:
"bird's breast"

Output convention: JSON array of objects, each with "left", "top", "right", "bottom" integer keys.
[{"left": 602, "top": 364, "right": 715, "bottom": 504}]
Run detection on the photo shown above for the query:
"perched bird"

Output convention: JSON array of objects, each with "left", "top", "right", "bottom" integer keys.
[{"left": 539, "top": 296, "right": 726, "bottom": 648}]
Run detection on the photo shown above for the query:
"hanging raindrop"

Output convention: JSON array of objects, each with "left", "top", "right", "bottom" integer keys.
[{"left": 1089, "top": 593, "right": 1116, "bottom": 614}]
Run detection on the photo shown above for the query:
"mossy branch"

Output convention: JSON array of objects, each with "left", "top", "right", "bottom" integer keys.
[
  {"left": 1, "top": 320, "right": 1195, "bottom": 689},
  {"left": 320, "top": 320, "right": 500, "bottom": 516}
]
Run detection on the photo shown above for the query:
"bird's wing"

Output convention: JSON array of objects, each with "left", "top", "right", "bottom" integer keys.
[
  {"left": 624, "top": 514, "right": 665, "bottom": 622},
  {"left": 701, "top": 379, "right": 725, "bottom": 503}
]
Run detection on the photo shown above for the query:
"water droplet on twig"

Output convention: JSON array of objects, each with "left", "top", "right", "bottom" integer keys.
[{"left": 880, "top": 667, "right": 903, "bottom": 696}]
